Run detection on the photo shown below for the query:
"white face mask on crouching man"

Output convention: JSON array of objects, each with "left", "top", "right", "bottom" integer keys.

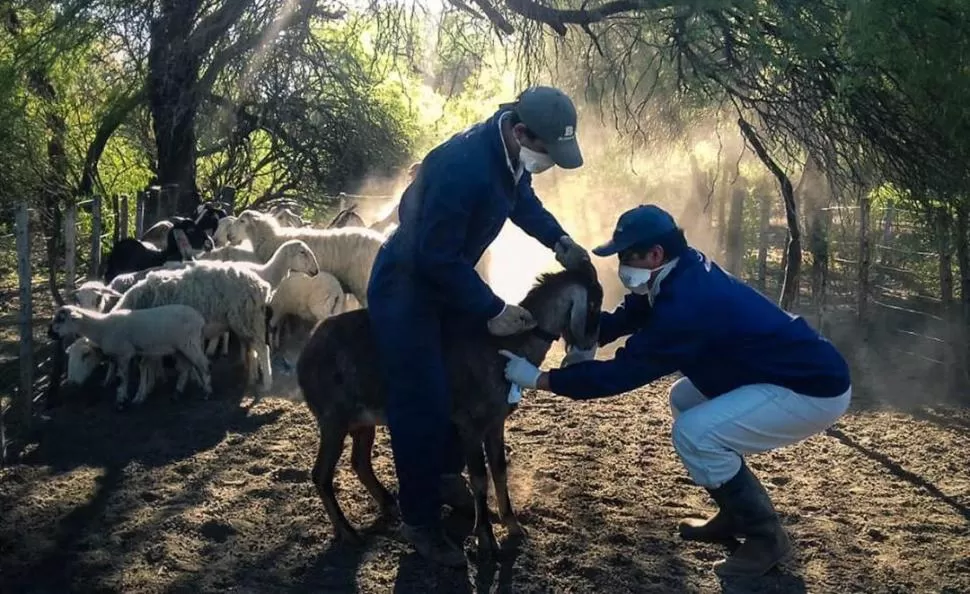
[{"left": 618, "top": 259, "right": 680, "bottom": 304}]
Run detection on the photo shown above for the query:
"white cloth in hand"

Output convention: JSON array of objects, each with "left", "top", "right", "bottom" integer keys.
[{"left": 498, "top": 349, "right": 542, "bottom": 389}]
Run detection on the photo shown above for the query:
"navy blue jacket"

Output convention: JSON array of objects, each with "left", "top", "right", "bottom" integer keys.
[
  {"left": 369, "top": 109, "right": 567, "bottom": 321},
  {"left": 548, "top": 248, "right": 851, "bottom": 399}
]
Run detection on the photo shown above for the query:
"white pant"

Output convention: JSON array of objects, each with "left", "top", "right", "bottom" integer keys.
[{"left": 669, "top": 377, "right": 851, "bottom": 488}]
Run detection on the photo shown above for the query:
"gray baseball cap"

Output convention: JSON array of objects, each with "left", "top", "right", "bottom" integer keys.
[{"left": 500, "top": 86, "right": 583, "bottom": 169}]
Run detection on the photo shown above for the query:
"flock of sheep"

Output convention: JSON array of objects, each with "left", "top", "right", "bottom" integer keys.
[{"left": 49, "top": 201, "right": 390, "bottom": 409}]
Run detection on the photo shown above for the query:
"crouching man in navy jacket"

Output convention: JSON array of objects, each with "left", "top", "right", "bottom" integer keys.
[
  {"left": 368, "top": 87, "right": 592, "bottom": 566},
  {"left": 500, "top": 204, "right": 852, "bottom": 578}
]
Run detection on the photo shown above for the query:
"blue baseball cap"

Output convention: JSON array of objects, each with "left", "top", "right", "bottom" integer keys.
[{"left": 592, "top": 204, "right": 678, "bottom": 257}]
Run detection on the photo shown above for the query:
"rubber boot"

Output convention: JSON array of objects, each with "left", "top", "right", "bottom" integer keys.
[
  {"left": 711, "top": 462, "right": 792, "bottom": 578},
  {"left": 400, "top": 522, "right": 467, "bottom": 568},
  {"left": 678, "top": 497, "right": 736, "bottom": 543},
  {"left": 440, "top": 473, "right": 475, "bottom": 514}
]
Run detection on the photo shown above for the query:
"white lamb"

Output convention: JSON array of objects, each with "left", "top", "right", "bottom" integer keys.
[
  {"left": 228, "top": 210, "right": 384, "bottom": 306},
  {"left": 71, "top": 280, "right": 123, "bottom": 311},
  {"left": 212, "top": 215, "right": 236, "bottom": 247},
  {"left": 193, "top": 239, "right": 320, "bottom": 355},
  {"left": 50, "top": 304, "right": 212, "bottom": 409},
  {"left": 196, "top": 242, "right": 263, "bottom": 264},
  {"left": 270, "top": 205, "right": 305, "bottom": 227},
  {"left": 64, "top": 336, "right": 181, "bottom": 401},
  {"left": 268, "top": 271, "right": 345, "bottom": 348},
  {"left": 115, "top": 263, "right": 274, "bottom": 392}
]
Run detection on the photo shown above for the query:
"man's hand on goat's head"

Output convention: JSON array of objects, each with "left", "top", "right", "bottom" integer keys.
[
  {"left": 487, "top": 304, "right": 537, "bottom": 336},
  {"left": 554, "top": 235, "right": 591, "bottom": 271}
]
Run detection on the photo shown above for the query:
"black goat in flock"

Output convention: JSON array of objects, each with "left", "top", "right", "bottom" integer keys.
[{"left": 101, "top": 203, "right": 228, "bottom": 282}]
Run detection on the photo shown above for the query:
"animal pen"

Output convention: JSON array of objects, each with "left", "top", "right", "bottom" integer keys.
[{"left": 1, "top": 185, "right": 967, "bottom": 462}]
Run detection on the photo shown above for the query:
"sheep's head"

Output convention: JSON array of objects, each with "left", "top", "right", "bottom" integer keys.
[
  {"left": 276, "top": 239, "right": 319, "bottom": 277},
  {"left": 71, "top": 282, "right": 123, "bottom": 311},
  {"left": 65, "top": 337, "right": 103, "bottom": 388},
  {"left": 49, "top": 305, "right": 86, "bottom": 340},
  {"left": 273, "top": 208, "right": 304, "bottom": 227},
  {"left": 228, "top": 210, "right": 265, "bottom": 244},
  {"left": 213, "top": 215, "right": 236, "bottom": 246}
]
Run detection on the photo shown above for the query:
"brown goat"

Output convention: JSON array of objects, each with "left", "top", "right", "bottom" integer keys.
[{"left": 297, "top": 267, "right": 603, "bottom": 561}]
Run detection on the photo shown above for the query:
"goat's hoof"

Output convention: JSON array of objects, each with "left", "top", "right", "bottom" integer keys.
[
  {"left": 475, "top": 534, "right": 499, "bottom": 564},
  {"left": 506, "top": 520, "right": 528, "bottom": 540},
  {"left": 336, "top": 528, "right": 364, "bottom": 545}
]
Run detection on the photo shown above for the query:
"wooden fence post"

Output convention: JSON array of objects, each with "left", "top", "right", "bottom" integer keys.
[
  {"left": 136, "top": 191, "right": 146, "bottom": 237},
  {"left": 89, "top": 194, "right": 102, "bottom": 278},
  {"left": 15, "top": 201, "right": 33, "bottom": 434},
  {"left": 858, "top": 192, "right": 871, "bottom": 322},
  {"left": 119, "top": 194, "right": 129, "bottom": 239},
  {"left": 64, "top": 199, "right": 77, "bottom": 295}
]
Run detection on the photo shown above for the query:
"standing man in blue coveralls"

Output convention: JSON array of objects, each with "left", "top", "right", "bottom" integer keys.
[
  {"left": 367, "top": 86, "right": 593, "bottom": 566},
  {"left": 500, "top": 204, "right": 852, "bottom": 577}
]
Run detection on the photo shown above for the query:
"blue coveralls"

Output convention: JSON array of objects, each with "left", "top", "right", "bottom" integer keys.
[
  {"left": 367, "top": 108, "right": 569, "bottom": 527},
  {"left": 547, "top": 248, "right": 851, "bottom": 399}
]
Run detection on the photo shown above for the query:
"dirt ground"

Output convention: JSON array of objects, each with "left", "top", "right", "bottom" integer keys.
[{"left": 1, "top": 344, "right": 969, "bottom": 594}]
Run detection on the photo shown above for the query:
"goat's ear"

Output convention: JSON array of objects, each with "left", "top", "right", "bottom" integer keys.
[{"left": 568, "top": 286, "right": 588, "bottom": 340}]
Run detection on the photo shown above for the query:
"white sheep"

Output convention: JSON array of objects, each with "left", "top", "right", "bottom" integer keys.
[
  {"left": 71, "top": 280, "right": 123, "bottom": 311},
  {"left": 211, "top": 215, "right": 237, "bottom": 246},
  {"left": 193, "top": 239, "right": 320, "bottom": 356},
  {"left": 64, "top": 336, "right": 173, "bottom": 400},
  {"left": 115, "top": 263, "right": 274, "bottom": 392},
  {"left": 228, "top": 210, "right": 384, "bottom": 306},
  {"left": 268, "top": 271, "right": 345, "bottom": 348},
  {"left": 196, "top": 242, "right": 263, "bottom": 264},
  {"left": 50, "top": 304, "right": 212, "bottom": 409},
  {"left": 272, "top": 206, "right": 305, "bottom": 227}
]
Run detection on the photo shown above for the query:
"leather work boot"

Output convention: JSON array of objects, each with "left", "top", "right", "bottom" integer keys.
[
  {"left": 678, "top": 503, "right": 736, "bottom": 543},
  {"left": 440, "top": 473, "right": 475, "bottom": 514},
  {"left": 711, "top": 462, "right": 792, "bottom": 578},
  {"left": 400, "top": 522, "right": 467, "bottom": 568}
]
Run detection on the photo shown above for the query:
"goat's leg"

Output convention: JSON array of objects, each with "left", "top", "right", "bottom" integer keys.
[
  {"left": 462, "top": 435, "right": 498, "bottom": 561},
  {"left": 220, "top": 331, "right": 229, "bottom": 357},
  {"left": 350, "top": 426, "right": 397, "bottom": 518},
  {"left": 205, "top": 337, "right": 219, "bottom": 357},
  {"left": 484, "top": 423, "right": 526, "bottom": 541},
  {"left": 313, "top": 426, "right": 360, "bottom": 543}
]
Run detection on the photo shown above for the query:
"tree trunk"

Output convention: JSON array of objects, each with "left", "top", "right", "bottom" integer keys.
[
  {"left": 738, "top": 118, "right": 801, "bottom": 310},
  {"left": 148, "top": 0, "right": 203, "bottom": 219},
  {"left": 726, "top": 186, "right": 746, "bottom": 275},
  {"left": 955, "top": 202, "right": 970, "bottom": 393},
  {"left": 858, "top": 192, "right": 871, "bottom": 322},
  {"left": 938, "top": 207, "right": 954, "bottom": 307},
  {"left": 757, "top": 192, "right": 771, "bottom": 293}
]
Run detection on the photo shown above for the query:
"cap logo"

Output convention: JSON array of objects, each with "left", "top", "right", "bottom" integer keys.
[{"left": 559, "top": 125, "right": 575, "bottom": 140}]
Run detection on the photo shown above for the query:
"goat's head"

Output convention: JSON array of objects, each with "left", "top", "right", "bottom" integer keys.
[
  {"left": 49, "top": 305, "right": 85, "bottom": 340},
  {"left": 168, "top": 220, "right": 214, "bottom": 255},
  {"left": 276, "top": 239, "right": 320, "bottom": 277},
  {"left": 194, "top": 203, "right": 228, "bottom": 236},
  {"left": 520, "top": 265, "right": 603, "bottom": 351}
]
